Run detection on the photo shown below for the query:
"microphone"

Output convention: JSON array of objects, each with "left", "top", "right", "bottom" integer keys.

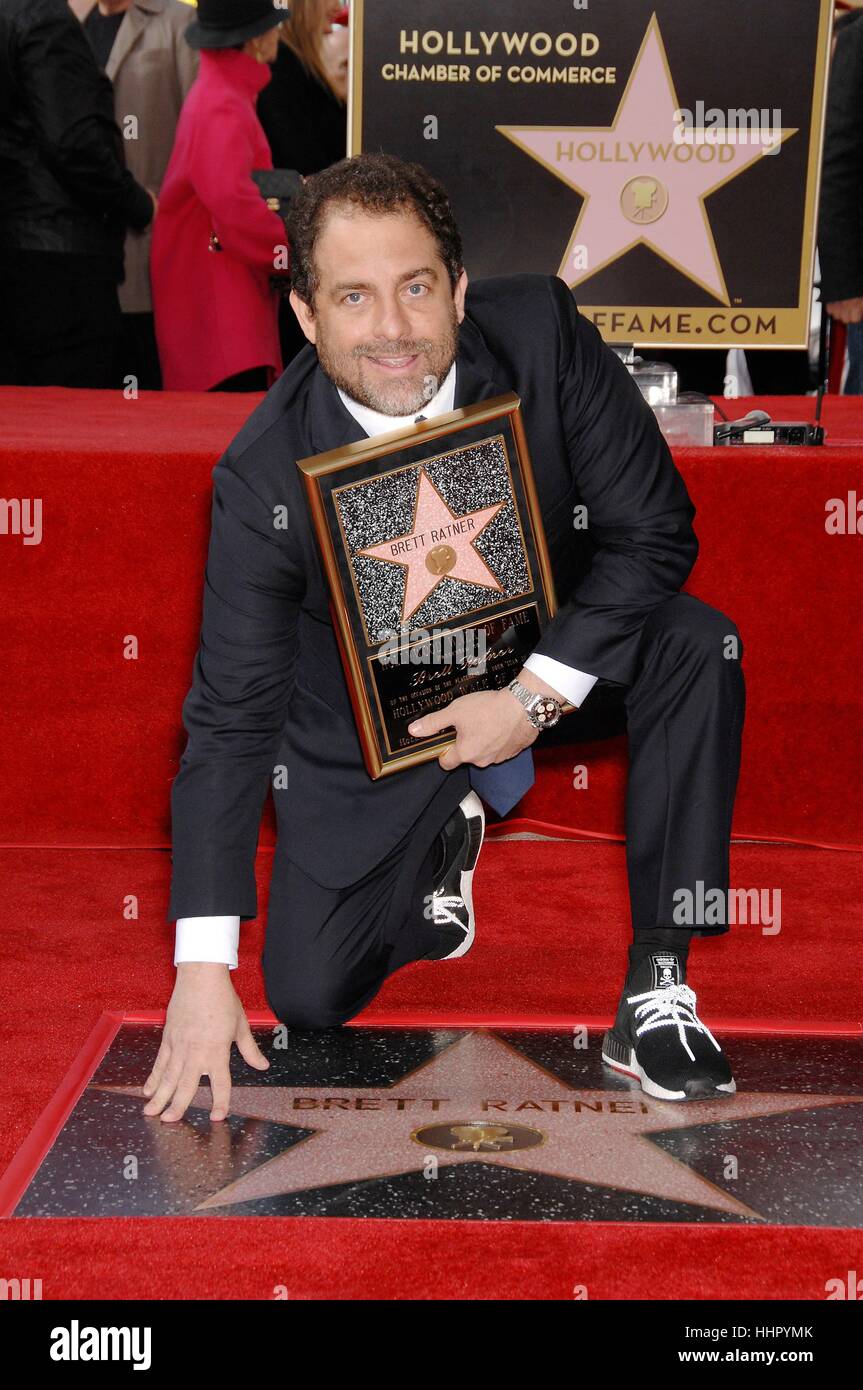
[{"left": 714, "top": 409, "right": 771, "bottom": 440}]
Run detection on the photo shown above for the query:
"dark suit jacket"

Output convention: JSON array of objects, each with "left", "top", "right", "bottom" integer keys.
[
  {"left": 167, "top": 273, "right": 697, "bottom": 920},
  {"left": 0, "top": 0, "right": 153, "bottom": 273},
  {"left": 818, "top": 13, "right": 863, "bottom": 304},
  {"left": 257, "top": 42, "right": 346, "bottom": 177}
]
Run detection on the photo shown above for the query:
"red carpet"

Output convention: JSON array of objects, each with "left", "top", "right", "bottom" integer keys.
[
  {"left": 2, "top": 842, "right": 861, "bottom": 1089},
  {"left": 4, "top": 1216, "right": 860, "bottom": 1301},
  {"left": 1, "top": 838, "right": 861, "bottom": 1298}
]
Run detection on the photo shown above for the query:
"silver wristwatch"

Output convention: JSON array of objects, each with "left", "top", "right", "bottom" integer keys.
[{"left": 506, "top": 678, "right": 562, "bottom": 730}]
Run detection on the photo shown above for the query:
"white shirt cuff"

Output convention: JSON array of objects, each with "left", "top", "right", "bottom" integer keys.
[
  {"left": 174, "top": 916, "right": 241, "bottom": 970},
  {"left": 523, "top": 655, "right": 598, "bottom": 708}
]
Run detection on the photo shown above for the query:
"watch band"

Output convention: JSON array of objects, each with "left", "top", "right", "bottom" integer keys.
[{"left": 507, "top": 678, "right": 562, "bottom": 730}]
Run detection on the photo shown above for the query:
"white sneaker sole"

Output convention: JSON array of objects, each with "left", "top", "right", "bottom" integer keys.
[
  {"left": 440, "top": 790, "right": 485, "bottom": 960},
  {"left": 601, "top": 1044, "right": 737, "bottom": 1102}
]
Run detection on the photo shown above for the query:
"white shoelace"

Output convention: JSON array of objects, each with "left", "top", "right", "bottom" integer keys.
[
  {"left": 626, "top": 983, "right": 721, "bottom": 1062},
  {"left": 432, "top": 893, "right": 467, "bottom": 932}
]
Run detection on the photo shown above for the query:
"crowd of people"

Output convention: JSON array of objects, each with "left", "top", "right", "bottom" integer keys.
[
  {"left": 1, "top": 0, "right": 862, "bottom": 393},
  {"left": 0, "top": 0, "right": 347, "bottom": 391}
]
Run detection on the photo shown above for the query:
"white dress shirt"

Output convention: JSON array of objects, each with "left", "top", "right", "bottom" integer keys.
[{"left": 175, "top": 361, "right": 596, "bottom": 967}]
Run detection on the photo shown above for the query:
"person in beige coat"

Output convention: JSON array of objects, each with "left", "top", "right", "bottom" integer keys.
[{"left": 73, "top": 0, "right": 198, "bottom": 387}]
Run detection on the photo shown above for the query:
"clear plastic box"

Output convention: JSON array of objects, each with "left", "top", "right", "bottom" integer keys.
[{"left": 652, "top": 401, "right": 715, "bottom": 446}]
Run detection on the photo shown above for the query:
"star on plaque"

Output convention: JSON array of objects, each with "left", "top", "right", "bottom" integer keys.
[
  {"left": 497, "top": 14, "right": 796, "bottom": 302},
  {"left": 100, "top": 1031, "right": 863, "bottom": 1221},
  {"left": 357, "top": 468, "right": 505, "bottom": 623}
]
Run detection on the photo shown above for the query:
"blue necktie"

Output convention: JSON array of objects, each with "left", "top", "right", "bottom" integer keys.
[
  {"left": 413, "top": 413, "right": 535, "bottom": 817},
  {"left": 469, "top": 749, "right": 535, "bottom": 816}
]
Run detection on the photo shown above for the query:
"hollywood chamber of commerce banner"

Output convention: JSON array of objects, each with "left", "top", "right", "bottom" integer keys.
[{"left": 348, "top": 0, "right": 833, "bottom": 349}]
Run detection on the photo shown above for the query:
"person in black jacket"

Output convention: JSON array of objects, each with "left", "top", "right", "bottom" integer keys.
[
  {"left": 257, "top": 1, "right": 347, "bottom": 367},
  {"left": 818, "top": 8, "right": 863, "bottom": 392},
  {"left": 0, "top": 0, "right": 155, "bottom": 386},
  {"left": 257, "top": 3, "right": 345, "bottom": 176},
  {"left": 145, "top": 154, "right": 745, "bottom": 1127}
]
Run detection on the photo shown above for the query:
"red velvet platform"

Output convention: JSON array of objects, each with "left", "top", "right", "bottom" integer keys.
[{"left": 1, "top": 388, "right": 860, "bottom": 850}]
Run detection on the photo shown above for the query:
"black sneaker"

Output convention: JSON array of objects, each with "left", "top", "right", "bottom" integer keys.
[
  {"left": 601, "top": 951, "right": 736, "bottom": 1101},
  {"left": 423, "top": 790, "right": 485, "bottom": 961}
]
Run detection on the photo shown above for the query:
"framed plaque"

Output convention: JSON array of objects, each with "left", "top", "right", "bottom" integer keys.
[{"left": 297, "top": 392, "right": 557, "bottom": 778}]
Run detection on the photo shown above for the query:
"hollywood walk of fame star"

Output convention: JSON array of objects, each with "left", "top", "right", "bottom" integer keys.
[
  {"left": 497, "top": 14, "right": 797, "bottom": 302},
  {"left": 356, "top": 468, "right": 505, "bottom": 624},
  {"left": 103, "top": 1031, "right": 863, "bottom": 1220}
]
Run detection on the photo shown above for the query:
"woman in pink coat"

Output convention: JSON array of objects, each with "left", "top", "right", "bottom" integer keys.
[{"left": 151, "top": 0, "right": 288, "bottom": 391}]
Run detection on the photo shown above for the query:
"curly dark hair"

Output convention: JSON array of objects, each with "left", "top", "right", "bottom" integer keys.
[{"left": 285, "top": 152, "right": 464, "bottom": 308}]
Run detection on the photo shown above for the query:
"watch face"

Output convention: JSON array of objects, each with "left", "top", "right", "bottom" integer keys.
[{"left": 533, "top": 697, "right": 560, "bottom": 728}]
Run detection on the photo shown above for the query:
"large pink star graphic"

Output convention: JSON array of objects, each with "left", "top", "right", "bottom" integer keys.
[
  {"left": 497, "top": 14, "right": 796, "bottom": 302},
  {"left": 357, "top": 468, "right": 504, "bottom": 623}
]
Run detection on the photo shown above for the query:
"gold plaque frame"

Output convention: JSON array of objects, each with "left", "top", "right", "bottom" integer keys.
[{"left": 297, "top": 392, "right": 557, "bottom": 779}]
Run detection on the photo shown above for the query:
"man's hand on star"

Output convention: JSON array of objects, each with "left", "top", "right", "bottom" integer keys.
[{"left": 407, "top": 668, "right": 566, "bottom": 771}]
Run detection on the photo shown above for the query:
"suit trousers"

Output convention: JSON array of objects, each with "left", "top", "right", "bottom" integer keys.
[
  {"left": 262, "top": 772, "right": 466, "bottom": 1029},
  {"left": 261, "top": 593, "right": 744, "bottom": 1029}
]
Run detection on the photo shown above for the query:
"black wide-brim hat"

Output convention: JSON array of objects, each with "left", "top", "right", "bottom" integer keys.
[{"left": 186, "top": 0, "right": 288, "bottom": 50}]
